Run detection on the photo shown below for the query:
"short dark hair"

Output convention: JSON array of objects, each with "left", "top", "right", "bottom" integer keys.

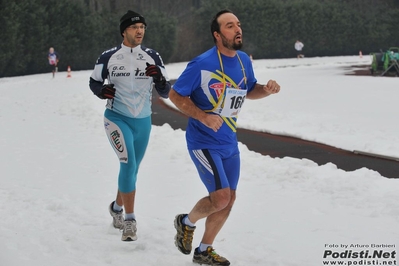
[{"left": 210, "top": 9, "right": 233, "bottom": 43}]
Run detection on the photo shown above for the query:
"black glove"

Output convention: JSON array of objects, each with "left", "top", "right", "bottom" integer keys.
[
  {"left": 145, "top": 62, "right": 165, "bottom": 86},
  {"left": 99, "top": 84, "right": 115, "bottom": 99}
]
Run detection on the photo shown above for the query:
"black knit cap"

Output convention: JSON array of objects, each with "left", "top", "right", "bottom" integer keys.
[{"left": 119, "top": 10, "right": 146, "bottom": 36}]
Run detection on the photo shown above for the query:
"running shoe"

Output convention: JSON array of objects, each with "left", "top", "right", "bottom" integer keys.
[
  {"left": 174, "top": 214, "right": 196, "bottom": 254},
  {"left": 108, "top": 201, "right": 124, "bottom": 229},
  {"left": 192, "top": 247, "right": 230, "bottom": 265},
  {"left": 121, "top": 219, "right": 138, "bottom": 241}
]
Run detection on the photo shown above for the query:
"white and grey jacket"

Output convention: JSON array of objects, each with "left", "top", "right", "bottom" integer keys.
[{"left": 89, "top": 43, "right": 171, "bottom": 118}]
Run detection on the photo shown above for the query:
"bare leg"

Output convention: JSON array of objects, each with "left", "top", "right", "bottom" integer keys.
[
  {"left": 188, "top": 188, "right": 236, "bottom": 245},
  {"left": 115, "top": 190, "right": 123, "bottom": 206},
  {"left": 118, "top": 189, "right": 138, "bottom": 241},
  {"left": 115, "top": 189, "right": 136, "bottom": 214},
  {"left": 202, "top": 190, "right": 235, "bottom": 244}
]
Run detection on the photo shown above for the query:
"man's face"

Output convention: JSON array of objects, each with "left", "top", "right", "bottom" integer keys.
[
  {"left": 123, "top": 23, "right": 146, "bottom": 47},
  {"left": 217, "top": 13, "right": 243, "bottom": 50}
]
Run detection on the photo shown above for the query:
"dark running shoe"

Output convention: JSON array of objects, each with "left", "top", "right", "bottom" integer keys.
[
  {"left": 193, "top": 247, "right": 230, "bottom": 265},
  {"left": 174, "top": 214, "right": 196, "bottom": 254}
]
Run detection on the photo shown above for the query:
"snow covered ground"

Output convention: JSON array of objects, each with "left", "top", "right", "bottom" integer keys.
[{"left": 0, "top": 55, "right": 398, "bottom": 266}]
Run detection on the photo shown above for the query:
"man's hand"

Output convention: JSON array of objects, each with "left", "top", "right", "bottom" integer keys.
[
  {"left": 201, "top": 114, "right": 224, "bottom": 132},
  {"left": 99, "top": 84, "right": 115, "bottom": 99},
  {"left": 145, "top": 62, "right": 165, "bottom": 85},
  {"left": 263, "top": 80, "right": 280, "bottom": 95}
]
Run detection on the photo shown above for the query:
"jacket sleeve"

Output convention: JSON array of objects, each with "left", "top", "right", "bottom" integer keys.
[
  {"left": 89, "top": 52, "right": 111, "bottom": 99},
  {"left": 145, "top": 48, "right": 171, "bottom": 99},
  {"left": 155, "top": 80, "right": 171, "bottom": 99},
  {"left": 89, "top": 77, "right": 104, "bottom": 98}
]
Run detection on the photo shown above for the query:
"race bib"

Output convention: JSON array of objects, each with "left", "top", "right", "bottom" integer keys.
[{"left": 218, "top": 87, "right": 247, "bottom": 117}]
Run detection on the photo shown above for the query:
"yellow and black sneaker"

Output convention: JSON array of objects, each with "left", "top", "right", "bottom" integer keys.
[
  {"left": 192, "top": 247, "right": 230, "bottom": 265},
  {"left": 174, "top": 214, "right": 196, "bottom": 254}
]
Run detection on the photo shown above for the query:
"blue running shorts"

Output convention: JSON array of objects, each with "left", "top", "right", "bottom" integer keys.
[{"left": 189, "top": 147, "right": 240, "bottom": 192}]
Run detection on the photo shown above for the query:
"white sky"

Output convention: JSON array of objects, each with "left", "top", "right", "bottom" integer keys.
[{"left": 1, "top": 55, "right": 398, "bottom": 266}]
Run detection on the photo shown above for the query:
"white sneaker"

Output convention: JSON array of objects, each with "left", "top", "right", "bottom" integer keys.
[
  {"left": 108, "top": 201, "right": 124, "bottom": 229},
  {"left": 121, "top": 220, "right": 138, "bottom": 241}
]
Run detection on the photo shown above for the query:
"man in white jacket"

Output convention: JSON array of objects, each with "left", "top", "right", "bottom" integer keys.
[{"left": 89, "top": 10, "right": 171, "bottom": 242}]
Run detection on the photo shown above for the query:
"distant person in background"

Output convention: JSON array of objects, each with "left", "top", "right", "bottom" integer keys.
[
  {"left": 48, "top": 47, "right": 59, "bottom": 78},
  {"left": 295, "top": 40, "right": 304, "bottom": 58}
]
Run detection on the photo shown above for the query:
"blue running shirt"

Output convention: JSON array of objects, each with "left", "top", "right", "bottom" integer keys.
[{"left": 173, "top": 46, "right": 257, "bottom": 150}]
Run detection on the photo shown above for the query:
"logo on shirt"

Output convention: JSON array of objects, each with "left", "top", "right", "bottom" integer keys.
[
  {"left": 111, "top": 66, "right": 130, "bottom": 77},
  {"left": 137, "top": 53, "right": 145, "bottom": 60},
  {"left": 134, "top": 67, "right": 148, "bottom": 79},
  {"left": 102, "top": 47, "right": 117, "bottom": 55},
  {"left": 209, "top": 82, "right": 232, "bottom": 98}
]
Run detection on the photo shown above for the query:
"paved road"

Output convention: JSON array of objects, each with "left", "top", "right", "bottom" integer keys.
[{"left": 151, "top": 94, "right": 399, "bottom": 179}]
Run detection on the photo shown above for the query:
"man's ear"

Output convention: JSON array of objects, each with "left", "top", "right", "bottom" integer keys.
[{"left": 213, "top": 31, "right": 219, "bottom": 40}]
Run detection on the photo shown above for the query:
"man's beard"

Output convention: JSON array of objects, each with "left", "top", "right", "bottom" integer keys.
[
  {"left": 221, "top": 33, "right": 243, "bottom": 50},
  {"left": 127, "top": 35, "right": 142, "bottom": 47}
]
